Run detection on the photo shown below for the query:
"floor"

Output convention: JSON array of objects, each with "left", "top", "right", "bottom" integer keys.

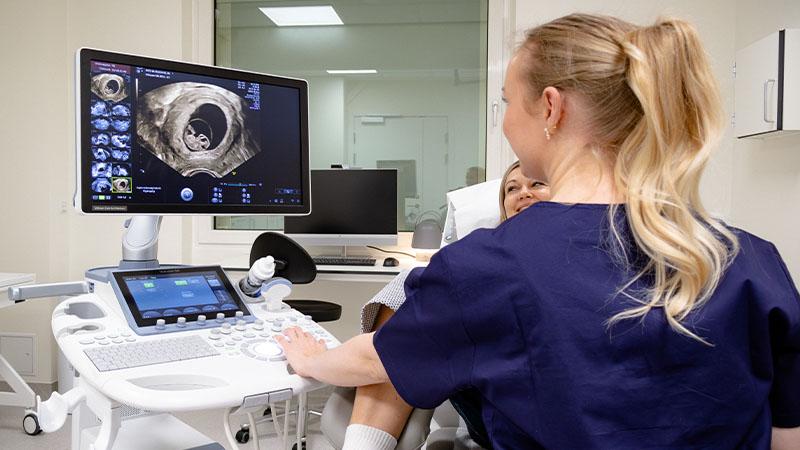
[{"left": 0, "top": 386, "right": 337, "bottom": 450}]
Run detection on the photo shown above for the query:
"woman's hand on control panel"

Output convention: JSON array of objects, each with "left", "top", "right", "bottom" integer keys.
[{"left": 276, "top": 327, "right": 327, "bottom": 377}]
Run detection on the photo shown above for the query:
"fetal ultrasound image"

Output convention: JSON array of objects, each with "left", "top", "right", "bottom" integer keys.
[
  {"left": 111, "top": 177, "right": 132, "bottom": 193},
  {"left": 91, "top": 118, "right": 111, "bottom": 131},
  {"left": 111, "top": 149, "right": 130, "bottom": 161},
  {"left": 91, "top": 100, "right": 110, "bottom": 117},
  {"left": 111, "top": 163, "right": 131, "bottom": 177},
  {"left": 91, "top": 162, "right": 112, "bottom": 178},
  {"left": 111, "top": 118, "right": 131, "bottom": 132},
  {"left": 91, "top": 73, "right": 128, "bottom": 103},
  {"left": 112, "top": 104, "right": 130, "bottom": 117},
  {"left": 92, "top": 133, "right": 111, "bottom": 146},
  {"left": 92, "top": 147, "right": 110, "bottom": 161},
  {"left": 111, "top": 134, "right": 130, "bottom": 148},
  {"left": 91, "top": 178, "right": 112, "bottom": 193},
  {"left": 136, "top": 82, "right": 261, "bottom": 178}
]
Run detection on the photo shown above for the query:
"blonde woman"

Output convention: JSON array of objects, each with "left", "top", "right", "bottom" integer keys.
[{"left": 279, "top": 14, "right": 800, "bottom": 449}]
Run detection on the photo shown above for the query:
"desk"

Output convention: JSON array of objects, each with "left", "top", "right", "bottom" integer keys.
[{"left": 0, "top": 272, "right": 38, "bottom": 434}]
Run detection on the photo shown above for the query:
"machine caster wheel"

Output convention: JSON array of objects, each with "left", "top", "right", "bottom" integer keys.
[
  {"left": 235, "top": 425, "right": 250, "bottom": 444},
  {"left": 292, "top": 441, "right": 307, "bottom": 450},
  {"left": 23, "top": 413, "right": 42, "bottom": 436}
]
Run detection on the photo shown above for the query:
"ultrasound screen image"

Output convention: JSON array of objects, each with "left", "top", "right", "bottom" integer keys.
[
  {"left": 92, "top": 178, "right": 112, "bottom": 193},
  {"left": 111, "top": 149, "right": 130, "bottom": 161},
  {"left": 111, "top": 163, "right": 131, "bottom": 177},
  {"left": 112, "top": 118, "right": 131, "bottom": 132},
  {"left": 111, "top": 134, "right": 130, "bottom": 148},
  {"left": 112, "top": 104, "right": 130, "bottom": 117},
  {"left": 91, "top": 101, "right": 110, "bottom": 117},
  {"left": 91, "top": 162, "right": 112, "bottom": 178},
  {"left": 92, "top": 147, "right": 110, "bottom": 161},
  {"left": 91, "top": 73, "right": 128, "bottom": 103},
  {"left": 136, "top": 82, "right": 262, "bottom": 178},
  {"left": 91, "top": 118, "right": 111, "bottom": 131},
  {"left": 91, "top": 132, "right": 110, "bottom": 146}
]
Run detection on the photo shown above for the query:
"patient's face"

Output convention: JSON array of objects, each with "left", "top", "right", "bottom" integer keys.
[{"left": 504, "top": 167, "right": 550, "bottom": 218}]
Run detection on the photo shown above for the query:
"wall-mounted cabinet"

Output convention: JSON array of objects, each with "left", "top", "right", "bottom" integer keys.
[{"left": 735, "top": 29, "right": 800, "bottom": 138}]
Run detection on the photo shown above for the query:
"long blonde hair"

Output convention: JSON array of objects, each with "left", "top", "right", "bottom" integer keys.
[
  {"left": 519, "top": 14, "right": 738, "bottom": 343},
  {"left": 499, "top": 161, "right": 522, "bottom": 221}
]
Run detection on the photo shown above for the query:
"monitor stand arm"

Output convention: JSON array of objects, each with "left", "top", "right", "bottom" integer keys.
[{"left": 120, "top": 216, "right": 162, "bottom": 270}]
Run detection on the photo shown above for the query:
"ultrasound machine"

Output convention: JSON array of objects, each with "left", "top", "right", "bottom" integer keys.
[{"left": 8, "top": 48, "right": 339, "bottom": 450}]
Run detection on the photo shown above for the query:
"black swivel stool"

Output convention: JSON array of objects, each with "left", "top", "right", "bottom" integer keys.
[{"left": 249, "top": 232, "right": 342, "bottom": 323}]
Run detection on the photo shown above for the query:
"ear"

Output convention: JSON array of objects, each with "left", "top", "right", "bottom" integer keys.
[{"left": 540, "top": 86, "right": 563, "bottom": 129}]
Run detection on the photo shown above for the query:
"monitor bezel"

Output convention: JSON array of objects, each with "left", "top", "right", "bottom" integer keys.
[
  {"left": 110, "top": 265, "right": 250, "bottom": 327},
  {"left": 76, "top": 47, "right": 311, "bottom": 215}
]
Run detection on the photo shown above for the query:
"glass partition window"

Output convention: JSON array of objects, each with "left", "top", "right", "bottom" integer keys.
[{"left": 215, "top": 0, "right": 488, "bottom": 232}]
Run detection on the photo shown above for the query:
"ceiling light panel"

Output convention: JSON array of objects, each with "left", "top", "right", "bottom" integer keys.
[
  {"left": 326, "top": 69, "right": 378, "bottom": 74},
  {"left": 259, "top": 6, "right": 344, "bottom": 27}
]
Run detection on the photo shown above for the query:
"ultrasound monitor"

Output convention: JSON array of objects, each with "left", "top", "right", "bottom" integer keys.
[
  {"left": 75, "top": 48, "right": 310, "bottom": 215},
  {"left": 283, "top": 169, "right": 397, "bottom": 246}
]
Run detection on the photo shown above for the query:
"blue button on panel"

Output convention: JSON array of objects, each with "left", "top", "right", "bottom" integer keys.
[{"left": 180, "top": 188, "right": 194, "bottom": 201}]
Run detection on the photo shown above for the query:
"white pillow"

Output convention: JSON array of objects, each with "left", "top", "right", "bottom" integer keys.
[{"left": 440, "top": 178, "right": 502, "bottom": 247}]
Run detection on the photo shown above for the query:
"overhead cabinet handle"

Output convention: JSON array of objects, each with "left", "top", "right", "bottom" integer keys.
[{"left": 763, "top": 79, "right": 776, "bottom": 123}]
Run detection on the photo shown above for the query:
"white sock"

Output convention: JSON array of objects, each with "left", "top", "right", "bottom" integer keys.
[{"left": 342, "top": 424, "right": 398, "bottom": 450}]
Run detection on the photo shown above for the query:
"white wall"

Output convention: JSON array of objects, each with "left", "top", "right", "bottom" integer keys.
[
  {"left": 1, "top": 0, "right": 72, "bottom": 385},
  {"left": 0, "top": 0, "right": 212, "bottom": 384},
  {"left": 731, "top": 0, "right": 800, "bottom": 279}
]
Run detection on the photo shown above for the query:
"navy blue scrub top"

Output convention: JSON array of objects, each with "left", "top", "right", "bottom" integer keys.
[{"left": 374, "top": 202, "right": 800, "bottom": 449}]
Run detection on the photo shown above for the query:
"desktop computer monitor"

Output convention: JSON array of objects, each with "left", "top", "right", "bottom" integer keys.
[
  {"left": 75, "top": 48, "right": 310, "bottom": 215},
  {"left": 283, "top": 169, "right": 398, "bottom": 246}
]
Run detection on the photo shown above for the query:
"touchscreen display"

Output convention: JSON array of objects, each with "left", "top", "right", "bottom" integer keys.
[{"left": 113, "top": 266, "right": 248, "bottom": 325}]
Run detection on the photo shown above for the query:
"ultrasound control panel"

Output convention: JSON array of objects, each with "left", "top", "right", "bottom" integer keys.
[{"left": 109, "top": 265, "right": 255, "bottom": 336}]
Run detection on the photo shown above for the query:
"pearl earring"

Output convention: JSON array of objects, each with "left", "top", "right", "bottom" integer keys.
[{"left": 544, "top": 127, "right": 551, "bottom": 140}]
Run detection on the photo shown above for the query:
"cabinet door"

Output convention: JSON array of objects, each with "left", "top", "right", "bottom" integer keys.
[{"left": 735, "top": 31, "right": 780, "bottom": 137}]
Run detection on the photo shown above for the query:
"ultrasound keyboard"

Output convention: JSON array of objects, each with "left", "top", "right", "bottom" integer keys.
[{"left": 83, "top": 335, "right": 218, "bottom": 372}]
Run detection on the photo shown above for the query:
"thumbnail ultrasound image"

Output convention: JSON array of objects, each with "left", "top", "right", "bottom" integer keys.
[
  {"left": 111, "top": 149, "right": 130, "bottom": 161},
  {"left": 136, "top": 82, "right": 261, "bottom": 178},
  {"left": 112, "top": 177, "right": 132, "bottom": 193},
  {"left": 92, "top": 132, "right": 111, "bottom": 146},
  {"left": 92, "top": 147, "right": 110, "bottom": 161},
  {"left": 111, "top": 163, "right": 131, "bottom": 177},
  {"left": 111, "top": 134, "right": 130, "bottom": 148},
  {"left": 91, "top": 178, "right": 112, "bottom": 193},
  {"left": 91, "top": 101, "right": 109, "bottom": 117},
  {"left": 91, "top": 162, "right": 112, "bottom": 178},
  {"left": 91, "top": 73, "right": 128, "bottom": 103},
  {"left": 91, "top": 118, "right": 111, "bottom": 131}
]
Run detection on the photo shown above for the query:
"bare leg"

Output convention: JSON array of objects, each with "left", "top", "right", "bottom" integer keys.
[{"left": 348, "top": 305, "right": 413, "bottom": 438}]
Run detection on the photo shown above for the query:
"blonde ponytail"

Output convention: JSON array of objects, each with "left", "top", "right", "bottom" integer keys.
[{"left": 520, "top": 15, "right": 738, "bottom": 343}]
